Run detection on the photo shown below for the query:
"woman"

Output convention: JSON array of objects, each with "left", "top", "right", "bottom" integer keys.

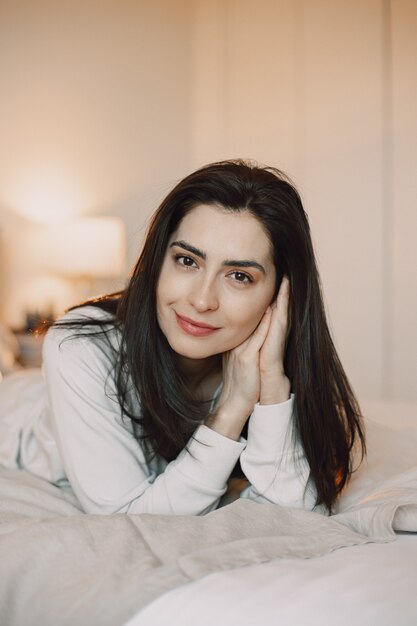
[{"left": 0, "top": 160, "right": 365, "bottom": 516}]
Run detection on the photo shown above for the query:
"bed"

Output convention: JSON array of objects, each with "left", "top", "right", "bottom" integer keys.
[
  {"left": 127, "top": 398, "right": 417, "bottom": 626},
  {"left": 0, "top": 366, "right": 416, "bottom": 626}
]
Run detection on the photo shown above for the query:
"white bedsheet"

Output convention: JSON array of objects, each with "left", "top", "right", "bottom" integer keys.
[
  {"left": 126, "top": 399, "right": 417, "bottom": 626},
  {"left": 128, "top": 532, "right": 417, "bottom": 626},
  {"left": 0, "top": 385, "right": 415, "bottom": 626}
]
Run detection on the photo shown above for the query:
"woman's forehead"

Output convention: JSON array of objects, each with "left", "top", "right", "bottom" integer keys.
[{"left": 171, "top": 204, "right": 274, "bottom": 262}]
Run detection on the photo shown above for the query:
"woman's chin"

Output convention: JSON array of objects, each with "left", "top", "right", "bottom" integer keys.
[{"left": 172, "top": 345, "right": 218, "bottom": 361}]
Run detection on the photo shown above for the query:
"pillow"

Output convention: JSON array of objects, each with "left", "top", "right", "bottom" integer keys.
[{"left": 336, "top": 401, "right": 417, "bottom": 513}]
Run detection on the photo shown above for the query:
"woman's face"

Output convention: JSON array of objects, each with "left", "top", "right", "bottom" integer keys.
[{"left": 156, "top": 204, "right": 277, "bottom": 362}]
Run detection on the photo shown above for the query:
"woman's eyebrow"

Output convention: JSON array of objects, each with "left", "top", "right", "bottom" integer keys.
[
  {"left": 169, "top": 240, "right": 266, "bottom": 275},
  {"left": 170, "top": 240, "right": 206, "bottom": 259},
  {"left": 222, "top": 258, "right": 266, "bottom": 275}
]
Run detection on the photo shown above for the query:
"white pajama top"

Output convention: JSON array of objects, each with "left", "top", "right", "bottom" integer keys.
[{"left": 0, "top": 306, "right": 316, "bottom": 515}]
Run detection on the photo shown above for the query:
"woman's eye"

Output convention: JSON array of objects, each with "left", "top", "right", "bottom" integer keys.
[
  {"left": 230, "top": 271, "right": 252, "bottom": 285},
  {"left": 175, "top": 255, "right": 197, "bottom": 268}
]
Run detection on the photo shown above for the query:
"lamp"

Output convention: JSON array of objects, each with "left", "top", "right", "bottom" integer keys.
[
  {"left": 11, "top": 216, "right": 127, "bottom": 367},
  {"left": 42, "top": 216, "right": 127, "bottom": 279},
  {"left": 22, "top": 217, "right": 126, "bottom": 315}
]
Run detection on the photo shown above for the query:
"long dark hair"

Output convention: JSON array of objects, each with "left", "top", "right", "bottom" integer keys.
[{"left": 49, "top": 160, "right": 366, "bottom": 513}]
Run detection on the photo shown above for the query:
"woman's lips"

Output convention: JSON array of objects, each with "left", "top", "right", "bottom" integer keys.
[{"left": 175, "top": 313, "right": 220, "bottom": 337}]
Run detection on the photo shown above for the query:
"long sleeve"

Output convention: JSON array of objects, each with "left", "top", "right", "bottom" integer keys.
[
  {"left": 42, "top": 315, "right": 245, "bottom": 516},
  {"left": 239, "top": 395, "right": 317, "bottom": 510}
]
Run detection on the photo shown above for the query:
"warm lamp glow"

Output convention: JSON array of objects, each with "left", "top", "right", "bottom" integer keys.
[
  {"left": 4, "top": 164, "right": 86, "bottom": 223},
  {"left": 39, "top": 217, "right": 127, "bottom": 278}
]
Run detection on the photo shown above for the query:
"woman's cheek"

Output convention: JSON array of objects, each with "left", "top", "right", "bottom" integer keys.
[
  {"left": 232, "top": 310, "right": 262, "bottom": 343},
  {"left": 245, "top": 304, "right": 271, "bottom": 336},
  {"left": 159, "top": 266, "right": 181, "bottom": 303}
]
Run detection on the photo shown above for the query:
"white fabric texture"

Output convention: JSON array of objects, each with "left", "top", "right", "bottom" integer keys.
[
  {"left": 0, "top": 463, "right": 416, "bottom": 626},
  {"left": 127, "top": 534, "right": 417, "bottom": 626},
  {"left": 1, "top": 319, "right": 416, "bottom": 626},
  {"left": 0, "top": 305, "right": 315, "bottom": 515},
  {"left": 127, "top": 410, "right": 417, "bottom": 626}
]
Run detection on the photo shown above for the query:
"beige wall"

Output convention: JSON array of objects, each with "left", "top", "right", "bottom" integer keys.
[
  {"left": 191, "top": 0, "right": 417, "bottom": 403},
  {"left": 391, "top": 0, "right": 417, "bottom": 400},
  {"left": 0, "top": 0, "right": 416, "bottom": 401},
  {"left": 0, "top": 0, "right": 194, "bottom": 322}
]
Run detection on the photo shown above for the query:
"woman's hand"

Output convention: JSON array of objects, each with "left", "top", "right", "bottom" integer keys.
[
  {"left": 205, "top": 276, "right": 291, "bottom": 440},
  {"left": 259, "top": 275, "right": 291, "bottom": 404},
  {"left": 205, "top": 306, "right": 273, "bottom": 440}
]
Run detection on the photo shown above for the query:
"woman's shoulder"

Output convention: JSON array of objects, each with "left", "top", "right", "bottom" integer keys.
[
  {"left": 43, "top": 305, "right": 120, "bottom": 363},
  {"left": 50, "top": 304, "right": 117, "bottom": 334},
  {"left": 59, "top": 304, "right": 116, "bottom": 324}
]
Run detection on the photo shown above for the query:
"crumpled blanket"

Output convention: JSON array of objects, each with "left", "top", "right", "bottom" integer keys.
[{"left": 0, "top": 467, "right": 416, "bottom": 626}]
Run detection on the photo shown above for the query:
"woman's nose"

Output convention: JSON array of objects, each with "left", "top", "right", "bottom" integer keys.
[{"left": 188, "top": 275, "right": 219, "bottom": 312}]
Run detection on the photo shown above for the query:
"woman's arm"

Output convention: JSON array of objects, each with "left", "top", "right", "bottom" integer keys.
[
  {"left": 207, "top": 277, "right": 317, "bottom": 510},
  {"left": 43, "top": 323, "right": 245, "bottom": 516},
  {"left": 241, "top": 277, "right": 317, "bottom": 509},
  {"left": 239, "top": 396, "right": 317, "bottom": 509}
]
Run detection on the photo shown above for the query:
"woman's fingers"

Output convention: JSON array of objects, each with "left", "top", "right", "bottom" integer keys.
[
  {"left": 218, "top": 277, "right": 291, "bottom": 414},
  {"left": 259, "top": 275, "right": 291, "bottom": 371},
  {"left": 241, "top": 305, "right": 272, "bottom": 354},
  {"left": 235, "top": 276, "right": 290, "bottom": 359},
  {"left": 218, "top": 311, "right": 272, "bottom": 417}
]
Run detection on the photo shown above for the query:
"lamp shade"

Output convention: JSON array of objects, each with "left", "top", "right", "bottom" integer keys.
[{"left": 41, "top": 217, "right": 127, "bottom": 278}]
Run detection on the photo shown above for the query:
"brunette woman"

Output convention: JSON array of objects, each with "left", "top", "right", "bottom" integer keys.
[{"left": 0, "top": 160, "right": 365, "bottom": 515}]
